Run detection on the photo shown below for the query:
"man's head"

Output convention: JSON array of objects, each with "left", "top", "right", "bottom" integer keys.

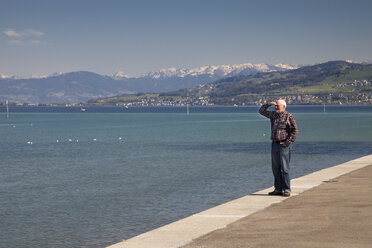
[{"left": 275, "top": 99, "right": 286, "bottom": 113}]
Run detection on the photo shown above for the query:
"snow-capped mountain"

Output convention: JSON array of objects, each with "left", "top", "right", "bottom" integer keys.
[
  {"left": 110, "top": 62, "right": 300, "bottom": 94},
  {"left": 0, "top": 73, "right": 50, "bottom": 79},
  {"left": 113, "top": 71, "right": 130, "bottom": 80},
  {"left": 126, "top": 63, "right": 299, "bottom": 80},
  {"left": 345, "top": 59, "right": 372, "bottom": 65}
]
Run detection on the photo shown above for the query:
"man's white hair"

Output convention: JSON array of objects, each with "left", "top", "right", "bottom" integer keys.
[{"left": 277, "top": 99, "right": 287, "bottom": 107}]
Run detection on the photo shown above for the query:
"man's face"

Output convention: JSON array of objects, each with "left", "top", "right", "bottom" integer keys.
[{"left": 275, "top": 102, "right": 286, "bottom": 113}]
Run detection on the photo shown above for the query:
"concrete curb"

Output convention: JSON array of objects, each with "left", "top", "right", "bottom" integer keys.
[{"left": 107, "top": 154, "right": 372, "bottom": 248}]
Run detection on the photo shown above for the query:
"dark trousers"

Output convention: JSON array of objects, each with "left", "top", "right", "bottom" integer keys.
[{"left": 271, "top": 142, "right": 291, "bottom": 192}]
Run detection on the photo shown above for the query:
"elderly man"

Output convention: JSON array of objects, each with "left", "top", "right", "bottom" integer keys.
[{"left": 259, "top": 99, "right": 298, "bottom": 197}]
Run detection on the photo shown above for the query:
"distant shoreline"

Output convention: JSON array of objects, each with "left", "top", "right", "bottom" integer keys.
[
  {"left": 1, "top": 104, "right": 372, "bottom": 115},
  {"left": 1, "top": 103, "right": 372, "bottom": 107}
]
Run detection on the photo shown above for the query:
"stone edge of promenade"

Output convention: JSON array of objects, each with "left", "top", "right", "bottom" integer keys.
[{"left": 107, "top": 154, "right": 372, "bottom": 248}]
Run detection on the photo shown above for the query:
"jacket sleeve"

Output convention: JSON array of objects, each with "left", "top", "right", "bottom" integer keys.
[
  {"left": 259, "top": 104, "right": 273, "bottom": 118},
  {"left": 284, "top": 114, "right": 299, "bottom": 146}
]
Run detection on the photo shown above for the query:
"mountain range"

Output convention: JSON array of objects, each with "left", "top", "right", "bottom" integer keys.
[
  {"left": 88, "top": 61, "right": 372, "bottom": 106},
  {"left": 0, "top": 62, "right": 298, "bottom": 104}
]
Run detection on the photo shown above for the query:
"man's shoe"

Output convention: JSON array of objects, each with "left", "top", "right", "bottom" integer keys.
[
  {"left": 268, "top": 190, "right": 283, "bottom": 196},
  {"left": 283, "top": 191, "right": 291, "bottom": 197}
]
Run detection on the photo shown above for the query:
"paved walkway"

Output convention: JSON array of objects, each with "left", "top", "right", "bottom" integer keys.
[
  {"left": 182, "top": 163, "right": 372, "bottom": 248},
  {"left": 108, "top": 155, "right": 372, "bottom": 248}
]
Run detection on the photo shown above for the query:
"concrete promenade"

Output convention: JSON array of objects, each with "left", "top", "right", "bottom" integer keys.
[{"left": 107, "top": 154, "right": 372, "bottom": 248}]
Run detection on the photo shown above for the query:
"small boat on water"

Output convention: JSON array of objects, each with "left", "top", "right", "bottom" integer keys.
[{"left": 81, "top": 108, "right": 86, "bottom": 112}]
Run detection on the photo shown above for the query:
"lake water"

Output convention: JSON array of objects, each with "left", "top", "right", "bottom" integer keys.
[{"left": 1, "top": 105, "right": 372, "bottom": 247}]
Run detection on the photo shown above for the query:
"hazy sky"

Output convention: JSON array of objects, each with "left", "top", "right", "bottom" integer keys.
[{"left": 1, "top": 0, "right": 372, "bottom": 77}]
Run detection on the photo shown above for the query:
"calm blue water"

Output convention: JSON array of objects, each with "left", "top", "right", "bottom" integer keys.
[{"left": 1, "top": 105, "right": 372, "bottom": 247}]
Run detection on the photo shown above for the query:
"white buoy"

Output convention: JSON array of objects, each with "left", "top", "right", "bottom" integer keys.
[
  {"left": 27, "top": 141, "right": 33, "bottom": 145},
  {"left": 93, "top": 138, "right": 97, "bottom": 141},
  {"left": 56, "top": 140, "right": 59, "bottom": 143},
  {"left": 68, "top": 139, "right": 72, "bottom": 142},
  {"left": 118, "top": 137, "right": 122, "bottom": 140},
  {"left": 76, "top": 140, "right": 79, "bottom": 142}
]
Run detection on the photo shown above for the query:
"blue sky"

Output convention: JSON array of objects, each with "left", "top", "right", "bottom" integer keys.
[{"left": 1, "top": 0, "right": 372, "bottom": 77}]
